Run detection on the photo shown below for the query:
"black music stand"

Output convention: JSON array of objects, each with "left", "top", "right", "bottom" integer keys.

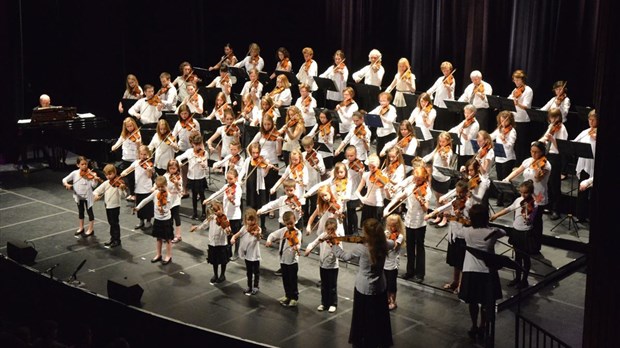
[
  {"left": 203, "top": 87, "right": 221, "bottom": 112},
  {"left": 349, "top": 82, "right": 381, "bottom": 111},
  {"left": 258, "top": 71, "right": 270, "bottom": 87},
  {"left": 444, "top": 100, "right": 469, "bottom": 114},
  {"left": 574, "top": 105, "right": 593, "bottom": 122},
  {"left": 199, "top": 118, "right": 221, "bottom": 135},
  {"left": 315, "top": 142, "right": 331, "bottom": 154},
  {"left": 228, "top": 66, "right": 249, "bottom": 87},
  {"left": 525, "top": 109, "right": 549, "bottom": 124},
  {"left": 161, "top": 112, "right": 178, "bottom": 128},
  {"left": 431, "top": 129, "right": 462, "bottom": 146},
  {"left": 364, "top": 113, "right": 384, "bottom": 128},
  {"left": 314, "top": 77, "right": 338, "bottom": 108},
  {"left": 551, "top": 139, "right": 593, "bottom": 236},
  {"left": 403, "top": 93, "right": 419, "bottom": 108},
  {"left": 275, "top": 70, "right": 299, "bottom": 86},
  {"left": 492, "top": 180, "right": 519, "bottom": 203},
  {"left": 487, "top": 95, "right": 516, "bottom": 112},
  {"left": 120, "top": 99, "right": 138, "bottom": 118},
  {"left": 435, "top": 166, "right": 465, "bottom": 180}
]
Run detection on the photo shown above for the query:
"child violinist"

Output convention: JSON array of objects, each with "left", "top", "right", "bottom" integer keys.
[
  {"left": 172, "top": 104, "right": 200, "bottom": 198},
  {"left": 118, "top": 74, "right": 143, "bottom": 114},
  {"left": 230, "top": 208, "right": 263, "bottom": 295},
  {"left": 240, "top": 142, "right": 277, "bottom": 230},
  {"left": 408, "top": 93, "right": 435, "bottom": 156},
  {"left": 270, "top": 47, "right": 293, "bottom": 79},
  {"left": 128, "top": 84, "right": 163, "bottom": 125},
  {"left": 175, "top": 133, "right": 209, "bottom": 220},
  {"left": 270, "top": 149, "right": 309, "bottom": 215},
  {"left": 381, "top": 147, "right": 405, "bottom": 202},
  {"left": 383, "top": 214, "right": 405, "bottom": 310},
  {"left": 368, "top": 92, "right": 398, "bottom": 156},
  {"left": 266, "top": 211, "right": 302, "bottom": 307},
  {"left": 240, "top": 68, "right": 264, "bottom": 104},
  {"left": 381, "top": 119, "right": 418, "bottom": 158},
  {"left": 294, "top": 84, "right": 317, "bottom": 134},
  {"left": 385, "top": 166, "right": 431, "bottom": 282},
  {"left": 173, "top": 62, "right": 202, "bottom": 103},
  {"left": 240, "top": 93, "right": 261, "bottom": 127},
  {"left": 422, "top": 131, "right": 455, "bottom": 226},
  {"left": 135, "top": 176, "right": 174, "bottom": 265},
  {"left": 149, "top": 119, "right": 179, "bottom": 176},
  {"left": 121, "top": 145, "right": 154, "bottom": 230},
  {"left": 206, "top": 66, "right": 234, "bottom": 104},
  {"left": 207, "top": 108, "right": 241, "bottom": 162},
  {"left": 258, "top": 179, "right": 303, "bottom": 228},
  {"left": 335, "top": 87, "right": 359, "bottom": 139},
  {"left": 307, "top": 109, "right": 335, "bottom": 169},
  {"left": 355, "top": 154, "right": 387, "bottom": 223},
  {"left": 306, "top": 185, "right": 346, "bottom": 237},
  {"left": 204, "top": 168, "right": 242, "bottom": 260},
  {"left": 251, "top": 115, "right": 281, "bottom": 208},
  {"left": 234, "top": 42, "right": 264, "bottom": 72},
  {"left": 278, "top": 106, "right": 305, "bottom": 165},
  {"left": 164, "top": 159, "right": 183, "bottom": 244},
  {"left": 259, "top": 95, "right": 280, "bottom": 123},
  {"left": 212, "top": 140, "right": 244, "bottom": 176},
  {"left": 449, "top": 104, "right": 480, "bottom": 169},
  {"left": 541, "top": 80, "right": 570, "bottom": 123},
  {"left": 491, "top": 180, "right": 537, "bottom": 289},
  {"left": 93, "top": 164, "right": 127, "bottom": 248},
  {"left": 538, "top": 108, "right": 567, "bottom": 221},
  {"left": 301, "top": 136, "right": 326, "bottom": 221},
  {"left": 490, "top": 111, "right": 517, "bottom": 206},
  {"left": 304, "top": 217, "right": 342, "bottom": 313},
  {"left": 62, "top": 156, "right": 101, "bottom": 238},
  {"left": 269, "top": 74, "right": 293, "bottom": 108},
  {"left": 206, "top": 91, "right": 230, "bottom": 123},
  {"left": 473, "top": 130, "right": 495, "bottom": 181},
  {"left": 306, "top": 161, "right": 352, "bottom": 204},
  {"left": 175, "top": 82, "right": 204, "bottom": 115},
  {"left": 319, "top": 50, "right": 348, "bottom": 109},
  {"left": 157, "top": 72, "right": 178, "bottom": 112},
  {"left": 296, "top": 47, "right": 318, "bottom": 91},
  {"left": 190, "top": 201, "right": 231, "bottom": 284},
  {"left": 342, "top": 146, "right": 365, "bottom": 235},
  {"left": 426, "top": 61, "right": 455, "bottom": 108},
  {"left": 111, "top": 117, "right": 141, "bottom": 201},
  {"left": 335, "top": 111, "right": 371, "bottom": 161}
]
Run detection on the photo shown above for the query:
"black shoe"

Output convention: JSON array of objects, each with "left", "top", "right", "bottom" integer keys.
[
  {"left": 515, "top": 280, "right": 529, "bottom": 289},
  {"left": 467, "top": 327, "right": 478, "bottom": 340},
  {"left": 217, "top": 275, "right": 226, "bottom": 283},
  {"left": 549, "top": 212, "right": 560, "bottom": 220},
  {"left": 104, "top": 240, "right": 120, "bottom": 248},
  {"left": 413, "top": 276, "right": 424, "bottom": 283},
  {"left": 274, "top": 268, "right": 282, "bottom": 276},
  {"left": 151, "top": 255, "right": 162, "bottom": 263},
  {"left": 162, "top": 257, "right": 172, "bottom": 265},
  {"left": 507, "top": 279, "right": 520, "bottom": 287},
  {"left": 84, "top": 230, "right": 95, "bottom": 237},
  {"left": 400, "top": 273, "right": 414, "bottom": 280},
  {"left": 104, "top": 240, "right": 114, "bottom": 247},
  {"left": 191, "top": 214, "right": 199, "bottom": 220},
  {"left": 209, "top": 276, "right": 218, "bottom": 284},
  {"left": 74, "top": 229, "right": 85, "bottom": 236},
  {"left": 134, "top": 222, "right": 145, "bottom": 229}
]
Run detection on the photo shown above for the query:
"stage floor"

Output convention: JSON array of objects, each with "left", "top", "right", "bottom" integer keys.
[{"left": 0, "top": 164, "right": 586, "bottom": 347}]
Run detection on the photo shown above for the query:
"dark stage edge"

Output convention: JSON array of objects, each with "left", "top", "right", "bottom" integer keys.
[{"left": 0, "top": 168, "right": 586, "bottom": 347}]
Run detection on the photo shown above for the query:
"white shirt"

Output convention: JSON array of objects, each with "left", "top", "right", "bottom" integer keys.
[
  {"left": 128, "top": 98, "right": 162, "bottom": 125},
  {"left": 520, "top": 157, "right": 551, "bottom": 206},
  {"left": 342, "top": 159, "right": 364, "bottom": 198},
  {"left": 453, "top": 226, "right": 506, "bottom": 273},
  {"left": 296, "top": 60, "right": 318, "bottom": 91},
  {"left": 112, "top": 136, "right": 139, "bottom": 162},
  {"left": 250, "top": 132, "right": 279, "bottom": 165},
  {"left": 62, "top": 170, "right": 97, "bottom": 207},
  {"left": 172, "top": 119, "right": 201, "bottom": 152},
  {"left": 307, "top": 123, "right": 335, "bottom": 156},
  {"left": 409, "top": 107, "right": 437, "bottom": 141},
  {"left": 449, "top": 119, "right": 480, "bottom": 156},
  {"left": 359, "top": 171, "right": 384, "bottom": 207},
  {"left": 175, "top": 95, "right": 204, "bottom": 115},
  {"left": 336, "top": 101, "right": 359, "bottom": 134},
  {"left": 307, "top": 231, "right": 343, "bottom": 269},
  {"left": 159, "top": 84, "right": 178, "bottom": 112},
  {"left": 240, "top": 81, "right": 264, "bottom": 102},
  {"left": 212, "top": 125, "right": 239, "bottom": 158},
  {"left": 541, "top": 96, "right": 571, "bottom": 123},
  {"left": 423, "top": 148, "right": 454, "bottom": 182},
  {"left": 267, "top": 227, "right": 302, "bottom": 265},
  {"left": 213, "top": 154, "right": 244, "bottom": 177},
  {"left": 163, "top": 173, "right": 182, "bottom": 208},
  {"left": 381, "top": 136, "right": 418, "bottom": 157},
  {"left": 135, "top": 190, "right": 171, "bottom": 220},
  {"left": 148, "top": 133, "right": 176, "bottom": 170},
  {"left": 352, "top": 64, "right": 385, "bottom": 87},
  {"left": 507, "top": 197, "right": 536, "bottom": 231},
  {"left": 458, "top": 81, "right": 493, "bottom": 109},
  {"left": 175, "top": 148, "right": 209, "bottom": 180},
  {"left": 507, "top": 86, "right": 534, "bottom": 122},
  {"left": 302, "top": 150, "right": 326, "bottom": 188},
  {"left": 206, "top": 183, "right": 242, "bottom": 220},
  {"left": 93, "top": 179, "right": 126, "bottom": 209},
  {"left": 341, "top": 125, "right": 371, "bottom": 160},
  {"left": 196, "top": 218, "right": 229, "bottom": 246},
  {"left": 384, "top": 232, "right": 404, "bottom": 270},
  {"left": 403, "top": 182, "right": 432, "bottom": 229},
  {"left": 295, "top": 96, "right": 317, "bottom": 127},
  {"left": 319, "top": 65, "right": 349, "bottom": 102},
  {"left": 368, "top": 105, "right": 397, "bottom": 137},
  {"left": 280, "top": 165, "right": 310, "bottom": 205},
  {"left": 260, "top": 195, "right": 302, "bottom": 225},
  {"left": 238, "top": 157, "right": 268, "bottom": 194},
  {"left": 573, "top": 128, "right": 596, "bottom": 177},
  {"left": 540, "top": 123, "right": 568, "bottom": 155},
  {"left": 427, "top": 76, "right": 455, "bottom": 107},
  {"left": 271, "top": 88, "right": 292, "bottom": 107},
  {"left": 235, "top": 56, "right": 265, "bottom": 72},
  {"left": 130, "top": 160, "right": 154, "bottom": 194},
  {"left": 490, "top": 127, "right": 517, "bottom": 163},
  {"left": 235, "top": 226, "right": 262, "bottom": 261}
]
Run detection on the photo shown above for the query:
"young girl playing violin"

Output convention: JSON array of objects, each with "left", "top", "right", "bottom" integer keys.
[
  {"left": 422, "top": 131, "right": 455, "bottom": 226},
  {"left": 250, "top": 115, "right": 281, "bottom": 207},
  {"left": 240, "top": 93, "right": 261, "bottom": 127},
  {"left": 206, "top": 92, "right": 229, "bottom": 123},
  {"left": 541, "top": 80, "right": 570, "bottom": 123},
  {"left": 118, "top": 74, "right": 143, "bottom": 114},
  {"left": 175, "top": 82, "right": 203, "bottom": 115},
  {"left": 335, "top": 87, "right": 358, "bottom": 138},
  {"left": 269, "top": 74, "right": 292, "bottom": 108},
  {"left": 240, "top": 142, "right": 276, "bottom": 230},
  {"left": 271, "top": 149, "right": 309, "bottom": 216},
  {"left": 408, "top": 93, "right": 435, "bottom": 157},
  {"left": 449, "top": 104, "right": 480, "bottom": 169},
  {"left": 294, "top": 84, "right": 317, "bottom": 134},
  {"left": 301, "top": 136, "right": 326, "bottom": 222},
  {"left": 381, "top": 120, "right": 418, "bottom": 159},
  {"left": 296, "top": 47, "right": 318, "bottom": 91},
  {"left": 190, "top": 200, "right": 231, "bottom": 284},
  {"left": 385, "top": 166, "right": 431, "bottom": 282},
  {"left": 538, "top": 108, "right": 567, "bottom": 220},
  {"left": 134, "top": 176, "right": 174, "bottom": 265},
  {"left": 207, "top": 109, "right": 241, "bottom": 163},
  {"left": 164, "top": 159, "right": 183, "bottom": 244},
  {"left": 278, "top": 106, "right": 305, "bottom": 166},
  {"left": 490, "top": 111, "right": 517, "bottom": 206},
  {"left": 305, "top": 217, "right": 342, "bottom": 313},
  {"left": 319, "top": 50, "right": 349, "bottom": 109},
  {"left": 148, "top": 119, "right": 179, "bottom": 176},
  {"left": 230, "top": 208, "right": 262, "bottom": 295},
  {"left": 111, "top": 117, "right": 141, "bottom": 201},
  {"left": 369, "top": 92, "right": 398, "bottom": 156},
  {"left": 426, "top": 61, "right": 455, "bottom": 108},
  {"left": 240, "top": 68, "right": 264, "bottom": 104},
  {"left": 206, "top": 66, "right": 234, "bottom": 104},
  {"left": 258, "top": 95, "right": 279, "bottom": 124},
  {"left": 306, "top": 109, "right": 335, "bottom": 169},
  {"left": 335, "top": 111, "right": 371, "bottom": 161},
  {"left": 270, "top": 47, "right": 292, "bottom": 79},
  {"left": 128, "top": 84, "right": 162, "bottom": 125},
  {"left": 355, "top": 154, "right": 388, "bottom": 223},
  {"left": 474, "top": 130, "right": 495, "bottom": 181},
  {"left": 491, "top": 179, "right": 537, "bottom": 289},
  {"left": 234, "top": 42, "right": 264, "bottom": 72},
  {"left": 172, "top": 104, "right": 200, "bottom": 198},
  {"left": 385, "top": 58, "right": 416, "bottom": 117},
  {"left": 121, "top": 145, "right": 154, "bottom": 230},
  {"left": 381, "top": 147, "right": 405, "bottom": 202},
  {"left": 266, "top": 211, "right": 302, "bottom": 307},
  {"left": 175, "top": 133, "right": 209, "bottom": 220},
  {"left": 204, "top": 168, "right": 243, "bottom": 261},
  {"left": 306, "top": 185, "right": 346, "bottom": 238},
  {"left": 93, "top": 164, "right": 127, "bottom": 248},
  {"left": 343, "top": 148, "right": 365, "bottom": 234},
  {"left": 62, "top": 156, "right": 101, "bottom": 238},
  {"left": 173, "top": 62, "right": 201, "bottom": 103},
  {"left": 383, "top": 214, "right": 405, "bottom": 309}
]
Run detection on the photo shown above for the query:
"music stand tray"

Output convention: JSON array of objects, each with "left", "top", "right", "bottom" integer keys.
[
  {"left": 364, "top": 113, "right": 384, "bottom": 128},
  {"left": 413, "top": 126, "right": 426, "bottom": 139},
  {"left": 444, "top": 100, "right": 469, "bottom": 114},
  {"left": 403, "top": 93, "right": 420, "bottom": 108},
  {"left": 314, "top": 77, "right": 338, "bottom": 92},
  {"left": 574, "top": 105, "right": 593, "bottom": 122},
  {"left": 526, "top": 109, "right": 549, "bottom": 124},
  {"left": 492, "top": 180, "right": 519, "bottom": 197},
  {"left": 487, "top": 95, "right": 516, "bottom": 112},
  {"left": 121, "top": 99, "right": 138, "bottom": 117},
  {"left": 228, "top": 67, "right": 249, "bottom": 83},
  {"left": 435, "top": 166, "right": 464, "bottom": 179}
]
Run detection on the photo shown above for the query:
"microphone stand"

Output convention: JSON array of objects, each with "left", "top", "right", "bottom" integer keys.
[{"left": 67, "top": 259, "right": 87, "bottom": 287}]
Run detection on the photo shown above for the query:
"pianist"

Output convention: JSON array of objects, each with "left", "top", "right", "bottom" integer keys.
[{"left": 34, "top": 94, "right": 52, "bottom": 110}]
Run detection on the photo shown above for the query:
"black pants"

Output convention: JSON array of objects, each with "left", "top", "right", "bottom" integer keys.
[
  {"left": 405, "top": 226, "right": 426, "bottom": 278},
  {"left": 532, "top": 204, "right": 545, "bottom": 253},
  {"left": 361, "top": 205, "right": 382, "bottom": 227},
  {"left": 170, "top": 205, "right": 181, "bottom": 226},
  {"left": 385, "top": 269, "right": 398, "bottom": 293},
  {"left": 345, "top": 200, "right": 360, "bottom": 235},
  {"left": 303, "top": 195, "right": 318, "bottom": 228},
  {"left": 227, "top": 219, "right": 242, "bottom": 256},
  {"left": 282, "top": 263, "right": 299, "bottom": 300},
  {"left": 320, "top": 267, "right": 339, "bottom": 307},
  {"left": 547, "top": 153, "right": 562, "bottom": 212},
  {"left": 188, "top": 178, "right": 207, "bottom": 216},
  {"left": 77, "top": 200, "right": 94, "bottom": 221},
  {"left": 245, "top": 260, "right": 260, "bottom": 289},
  {"left": 106, "top": 207, "right": 120, "bottom": 241}
]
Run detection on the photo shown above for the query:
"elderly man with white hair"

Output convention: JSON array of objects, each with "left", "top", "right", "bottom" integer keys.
[
  {"left": 36, "top": 94, "right": 51, "bottom": 109},
  {"left": 458, "top": 70, "right": 493, "bottom": 131},
  {"left": 352, "top": 49, "right": 385, "bottom": 87}
]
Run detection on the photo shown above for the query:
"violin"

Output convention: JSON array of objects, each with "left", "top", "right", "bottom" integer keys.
[
  {"left": 530, "top": 156, "right": 548, "bottom": 178},
  {"left": 139, "top": 159, "right": 153, "bottom": 170},
  {"left": 334, "top": 59, "right": 346, "bottom": 72},
  {"left": 326, "top": 235, "right": 365, "bottom": 244},
  {"left": 369, "top": 169, "right": 390, "bottom": 188},
  {"left": 250, "top": 56, "right": 260, "bottom": 66},
  {"left": 413, "top": 181, "right": 428, "bottom": 206},
  {"left": 397, "top": 134, "right": 412, "bottom": 150},
  {"left": 229, "top": 154, "right": 241, "bottom": 166},
  {"left": 386, "top": 160, "right": 400, "bottom": 177},
  {"left": 452, "top": 196, "right": 467, "bottom": 214},
  {"left": 443, "top": 69, "right": 456, "bottom": 85},
  {"left": 477, "top": 143, "right": 492, "bottom": 160},
  {"left": 379, "top": 105, "right": 390, "bottom": 116},
  {"left": 80, "top": 169, "right": 103, "bottom": 183},
  {"left": 243, "top": 101, "right": 255, "bottom": 116},
  {"left": 225, "top": 183, "right": 236, "bottom": 201},
  {"left": 303, "top": 96, "right": 312, "bottom": 109},
  {"left": 131, "top": 85, "right": 141, "bottom": 98},
  {"left": 290, "top": 162, "right": 305, "bottom": 181},
  {"left": 348, "top": 159, "right": 364, "bottom": 172},
  {"left": 439, "top": 144, "right": 451, "bottom": 159},
  {"left": 501, "top": 125, "right": 512, "bottom": 136},
  {"left": 423, "top": 103, "right": 433, "bottom": 115},
  {"left": 146, "top": 95, "right": 161, "bottom": 107},
  {"left": 225, "top": 123, "right": 239, "bottom": 136},
  {"left": 305, "top": 149, "right": 319, "bottom": 167},
  {"left": 163, "top": 132, "right": 175, "bottom": 145},
  {"left": 513, "top": 85, "right": 525, "bottom": 99},
  {"left": 194, "top": 148, "right": 206, "bottom": 158},
  {"left": 468, "top": 174, "right": 481, "bottom": 190},
  {"left": 475, "top": 83, "right": 485, "bottom": 94},
  {"left": 520, "top": 195, "right": 535, "bottom": 220},
  {"left": 110, "top": 176, "right": 125, "bottom": 188},
  {"left": 180, "top": 116, "right": 195, "bottom": 131},
  {"left": 215, "top": 213, "right": 231, "bottom": 230},
  {"left": 462, "top": 117, "right": 475, "bottom": 129},
  {"left": 286, "top": 195, "right": 303, "bottom": 212},
  {"left": 319, "top": 121, "right": 332, "bottom": 137},
  {"left": 280, "top": 58, "right": 290, "bottom": 71},
  {"left": 247, "top": 224, "right": 262, "bottom": 238},
  {"left": 334, "top": 178, "right": 348, "bottom": 194},
  {"left": 184, "top": 70, "right": 199, "bottom": 83},
  {"left": 304, "top": 59, "right": 312, "bottom": 71},
  {"left": 339, "top": 98, "right": 353, "bottom": 108},
  {"left": 388, "top": 228, "right": 399, "bottom": 242},
  {"left": 286, "top": 117, "right": 299, "bottom": 129},
  {"left": 269, "top": 86, "right": 284, "bottom": 98},
  {"left": 251, "top": 156, "right": 270, "bottom": 169},
  {"left": 157, "top": 191, "right": 168, "bottom": 208},
  {"left": 157, "top": 85, "right": 171, "bottom": 96},
  {"left": 128, "top": 128, "right": 141, "bottom": 143},
  {"left": 402, "top": 68, "right": 412, "bottom": 80},
  {"left": 221, "top": 73, "right": 230, "bottom": 84},
  {"left": 284, "top": 228, "right": 300, "bottom": 251},
  {"left": 354, "top": 125, "right": 367, "bottom": 140},
  {"left": 445, "top": 214, "right": 471, "bottom": 226},
  {"left": 263, "top": 128, "right": 280, "bottom": 141},
  {"left": 588, "top": 127, "right": 597, "bottom": 137},
  {"left": 548, "top": 121, "right": 562, "bottom": 136},
  {"left": 169, "top": 173, "right": 181, "bottom": 185}
]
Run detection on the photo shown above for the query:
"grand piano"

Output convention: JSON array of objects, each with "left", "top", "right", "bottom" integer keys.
[{"left": 17, "top": 107, "right": 120, "bottom": 171}]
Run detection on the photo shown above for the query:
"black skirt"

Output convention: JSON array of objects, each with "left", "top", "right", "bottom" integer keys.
[
  {"left": 431, "top": 177, "right": 451, "bottom": 194},
  {"left": 458, "top": 271, "right": 502, "bottom": 305},
  {"left": 151, "top": 218, "right": 173, "bottom": 241},
  {"left": 207, "top": 245, "right": 229, "bottom": 265},
  {"left": 446, "top": 237, "right": 466, "bottom": 269},
  {"left": 350, "top": 288, "right": 393, "bottom": 347}
]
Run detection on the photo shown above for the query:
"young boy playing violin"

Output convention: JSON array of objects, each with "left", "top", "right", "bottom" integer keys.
[
  {"left": 93, "top": 164, "right": 127, "bottom": 248},
  {"left": 266, "top": 211, "right": 302, "bottom": 307}
]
